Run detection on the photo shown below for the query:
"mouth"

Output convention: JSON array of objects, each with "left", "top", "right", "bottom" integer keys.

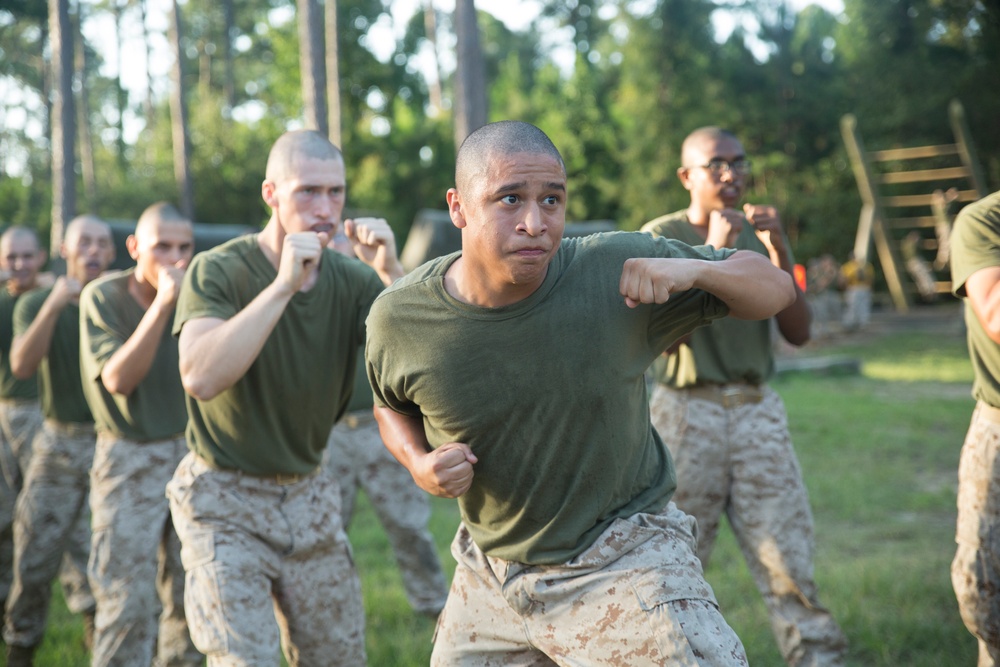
[
  {"left": 311, "top": 222, "right": 335, "bottom": 235},
  {"left": 513, "top": 247, "right": 549, "bottom": 258},
  {"left": 85, "top": 261, "right": 102, "bottom": 272}
]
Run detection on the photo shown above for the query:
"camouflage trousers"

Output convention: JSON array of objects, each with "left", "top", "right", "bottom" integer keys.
[
  {"left": 650, "top": 383, "right": 848, "bottom": 667},
  {"left": 3, "top": 419, "right": 96, "bottom": 647},
  {"left": 432, "top": 504, "right": 747, "bottom": 666},
  {"left": 952, "top": 401, "right": 1000, "bottom": 667},
  {"left": 325, "top": 410, "right": 449, "bottom": 614},
  {"left": 89, "top": 433, "right": 202, "bottom": 667},
  {"left": 167, "top": 452, "right": 366, "bottom": 667},
  {"left": 0, "top": 399, "right": 42, "bottom": 605},
  {"left": 841, "top": 286, "right": 871, "bottom": 331}
]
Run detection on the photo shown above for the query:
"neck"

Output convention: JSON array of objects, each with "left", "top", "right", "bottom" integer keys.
[
  {"left": 257, "top": 217, "right": 284, "bottom": 269},
  {"left": 445, "top": 257, "right": 546, "bottom": 308},
  {"left": 686, "top": 204, "right": 712, "bottom": 227},
  {"left": 127, "top": 272, "right": 157, "bottom": 309}
]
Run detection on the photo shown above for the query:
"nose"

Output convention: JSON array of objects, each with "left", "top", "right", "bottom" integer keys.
[{"left": 519, "top": 202, "right": 547, "bottom": 237}]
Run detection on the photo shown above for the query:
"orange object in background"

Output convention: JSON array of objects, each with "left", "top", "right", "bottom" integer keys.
[{"left": 794, "top": 263, "right": 807, "bottom": 292}]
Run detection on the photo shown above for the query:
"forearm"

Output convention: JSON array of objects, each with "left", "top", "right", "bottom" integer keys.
[
  {"left": 769, "top": 246, "right": 812, "bottom": 346},
  {"left": 373, "top": 405, "right": 432, "bottom": 473},
  {"left": 179, "top": 281, "right": 293, "bottom": 400},
  {"left": 966, "top": 267, "right": 1000, "bottom": 344},
  {"left": 10, "top": 298, "right": 63, "bottom": 378},
  {"left": 698, "top": 250, "right": 795, "bottom": 320},
  {"left": 100, "top": 301, "right": 174, "bottom": 396}
]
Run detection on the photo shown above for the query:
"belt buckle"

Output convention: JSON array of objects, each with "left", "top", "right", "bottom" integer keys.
[
  {"left": 720, "top": 387, "right": 745, "bottom": 409},
  {"left": 273, "top": 472, "right": 303, "bottom": 486}
]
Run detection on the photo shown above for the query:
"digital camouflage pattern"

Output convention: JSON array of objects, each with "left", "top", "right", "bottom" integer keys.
[
  {"left": 325, "top": 412, "right": 449, "bottom": 615},
  {"left": 4, "top": 420, "right": 95, "bottom": 647},
  {"left": 431, "top": 504, "right": 747, "bottom": 666},
  {"left": 952, "top": 402, "right": 1000, "bottom": 667},
  {"left": 0, "top": 400, "right": 42, "bottom": 605},
  {"left": 89, "top": 434, "right": 201, "bottom": 667},
  {"left": 650, "top": 384, "right": 847, "bottom": 667},
  {"left": 167, "top": 453, "right": 365, "bottom": 667}
]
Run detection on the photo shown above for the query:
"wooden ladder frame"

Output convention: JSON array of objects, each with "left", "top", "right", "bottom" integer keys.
[{"left": 840, "top": 99, "right": 988, "bottom": 312}]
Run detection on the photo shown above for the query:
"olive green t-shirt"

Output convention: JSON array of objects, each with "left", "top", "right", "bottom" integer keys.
[
  {"left": 173, "top": 235, "right": 384, "bottom": 475},
  {"left": 13, "top": 287, "right": 92, "bottom": 424},
  {"left": 344, "top": 352, "right": 373, "bottom": 413},
  {"left": 80, "top": 269, "right": 187, "bottom": 441},
  {"left": 641, "top": 210, "right": 779, "bottom": 387},
  {"left": 366, "top": 231, "right": 733, "bottom": 564},
  {"left": 951, "top": 191, "right": 1000, "bottom": 408},
  {"left": 0, "top": 286, "right": 38, "bottom": 401}
]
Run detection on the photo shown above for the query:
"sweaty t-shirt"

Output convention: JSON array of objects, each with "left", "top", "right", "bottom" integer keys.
[
  {"left": 642, "top": 210, "right": 777, "bottom": 387},
  {"left": 951, "top": 191, "right": 1000, "bottom": 408},
  {"left": 13, "top": 287, "right": 92, "bottom": 424},
  {"left": 0, "top": 286, "right": 38, "bottom": 401},
  {"left": 80, "top": 269, "right": 187, "bottom": 441},
  {"left": 174, "top": 234, "right": 384, "bottom": 475},
  {"left": 366, "top": 231, "right": 732, "bottom": 564}
]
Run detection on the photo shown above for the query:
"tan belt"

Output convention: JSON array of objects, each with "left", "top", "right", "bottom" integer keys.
[
  {"left": 976, "top": 401, "right": 1000, "bottom": 425},
  {"left": 195, "top": 454, "right": 318, "bottom": 486},
  {"left": 44, "top": 419, "right": 96, "bottom": 436},
  {"left": 686, "top": 383, "right": 764, "bottom": 409},
  {"left": 340, "top": 409, "right": 376, "bottom": 429}
]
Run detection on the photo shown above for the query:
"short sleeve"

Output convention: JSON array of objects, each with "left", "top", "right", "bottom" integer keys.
[
  {"left": 12, "top": 289, "right": 46, "bottom": 338},
  {"left": 173, "top": 252, "right": 240, "bottom": 336},
  {"left": 79, "top": 282, "right": 126, "bottom": 381}
]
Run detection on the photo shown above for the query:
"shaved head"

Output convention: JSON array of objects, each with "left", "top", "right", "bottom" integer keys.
[
  {"left": 135, "top": 201, "right": 191, "bottom": 240},
  {"left": 65, "top": 214, "right": 110, "bottom": 245},
  {"left": 455, "top": 121, "right": 565, "bottom": 195},
  {"left": 265, "top": 130, "right": 343, "bottom": 183},
  {"left": 681, "top": 126, "right": 741, "bottom": 166},
  {"left": 0, "top": 226, "right": 39, "bottom": 254}
]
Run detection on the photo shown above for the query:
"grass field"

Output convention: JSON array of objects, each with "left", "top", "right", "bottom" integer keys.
[{"left": 21, "top": 303, "right": 981, "bottom": 666}]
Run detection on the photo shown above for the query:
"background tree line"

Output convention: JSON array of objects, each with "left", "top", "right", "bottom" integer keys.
[{"left": 1, "top": 0, "right": 998, "bottom": 266}]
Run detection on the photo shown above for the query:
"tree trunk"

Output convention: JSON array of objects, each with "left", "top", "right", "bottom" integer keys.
[
  {"left": 325, "top": 0, "right": 341, "bottom": 146},
  {"left": 75, "top": 4, "right": 97, "bottom": 207},
  {"left": 49, "top": 0, "right": 76, "bottom": 255},
  {"left": 222, "top": 0, "right": 236, "bottom": 110},
  {"left": 137, "top": 0, "right": 155, "bottom": 124},
  {"left": 112, "top": 0, "right": 127, "bottom": 169},
  {"left": 169, "top": 0, "right": 195, "bottom": 220},
  {"left": 453, "top": 0, "right": 487, "bottom": 148},
  {"left": 423, "top": 0, "right": 444, "bottom": 116},
  {"left": 297, "top": 0, "right": 327, "bottom": 136}
]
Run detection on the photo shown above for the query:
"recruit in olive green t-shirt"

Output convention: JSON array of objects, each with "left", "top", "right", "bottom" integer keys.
[
  {"left": 642, "top": 210, "right": 782, "bottom": 387},
  {"left": 366, "top": 231, "right": 733, "bottom": 565},
  {"left": 173, "top": 234, "right": 384, "bottom": 475},
  {"left": 0, "top": 286, "right": 38, "bottom": 401},
  {"left": 80, "top": 269, "right": 187, "bottom": 442},
  {"left": 13, "top": 287, "right": 92, "bottom": 424},
  {"left": 951, "top": 190, "right": 1000, "bottom": 408}
]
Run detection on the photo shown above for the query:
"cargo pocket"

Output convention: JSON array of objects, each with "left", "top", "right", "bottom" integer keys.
[{"left": 184, "top": 546, "right": 229, "bottom": 657}]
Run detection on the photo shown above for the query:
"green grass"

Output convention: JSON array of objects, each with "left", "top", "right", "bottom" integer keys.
[{"left": 21, "top": 319, "right": 984, "bottom": 666}]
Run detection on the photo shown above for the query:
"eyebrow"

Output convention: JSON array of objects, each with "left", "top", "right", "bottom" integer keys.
[{"left": 491, "top": 181, "right": 567, "bottom": 196}]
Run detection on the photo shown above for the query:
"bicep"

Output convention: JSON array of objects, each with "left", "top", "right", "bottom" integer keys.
[
  {"left": 178, "top": 316, "right": 227, "bottom": 364},
  {"left": 965, "top": 266, "right": 1000, "bottom": 336}
]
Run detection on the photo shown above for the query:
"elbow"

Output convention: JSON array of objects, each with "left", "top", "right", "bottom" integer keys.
[
  {"left": 100, "top": 373, "right": 135, "bottom": 397},
  {"left": 181, "top": 369, "right": 222, "bottom": 402},
  {"left": 10, "top": 360, "right": 31, "bottom": 380}
]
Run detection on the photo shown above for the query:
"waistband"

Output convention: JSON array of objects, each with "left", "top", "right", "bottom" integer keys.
[
  {"left": 44, "top": 419, "right": 96, "bottom": 436},
  {"left": 685, "top": 383, "right": 764, "bottom": 409},
  {"left": 97, "top": 431, "right": 186, "bottom": 446},
  {"left": 0, "top": 397, "right": 39, "bottom": 407},
  {"left": 340, "top": 409, "right": 376, "bottom": 429},
  {"left": 194, "top": 454, "right": 319, "bottom": 486},
  {"left": 976, "top": 401, "right": 1000, "bottom": 425}
]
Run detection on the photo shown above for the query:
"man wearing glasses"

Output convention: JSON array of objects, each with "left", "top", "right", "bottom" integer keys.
[{"left": 641, "top": 127, "right": 848, "bottom": 666}]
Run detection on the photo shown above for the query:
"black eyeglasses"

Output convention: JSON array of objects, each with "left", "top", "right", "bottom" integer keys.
[{"left": 687, "top": 158, "right": 752, "bottom": 175}]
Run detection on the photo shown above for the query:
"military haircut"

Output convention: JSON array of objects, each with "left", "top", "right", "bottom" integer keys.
[
  {"left": 455, "top": 121, "right": 565, "bottom": 195},
  {"left": 265, "top": 129, "right": 344, "bottom": 183},
  {"left": 680, "top": 126, "right": 742, "bottom": 166},
  {"left": 135, "top": 202, "right": 191, "bottom": 240},
  {"left": 0, "top": 226, "right": 40, "bottom": 253},
  {"left": 64, "top": 214, "right": 111, "bottom": 245}
]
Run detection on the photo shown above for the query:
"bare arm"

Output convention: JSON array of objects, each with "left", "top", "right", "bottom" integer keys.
[
  {"left": 10, "top": 277, "right": 79, "bottom": 379},
  {"left": 179, "top": 233, "right": 321, "bottom": 401},
  {"left": 620, "top": 250, "right": 795, "bottom": 320},
  {"left": 965, "top": 266, "right": 1000, "bottom": 344},
  {"left": 744, "top": 204, "right": 811, "bottom": 346},
  {"left": 373, "top": 405, "right": 477, "bottom": 498},
  {"left": 100, "top": 267, "right": 184, "bottom": 396}
]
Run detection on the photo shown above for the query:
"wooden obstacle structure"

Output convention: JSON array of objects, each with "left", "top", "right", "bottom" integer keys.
[{"left": 840, "top": 99, "right": 988, "bottom": 312}]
